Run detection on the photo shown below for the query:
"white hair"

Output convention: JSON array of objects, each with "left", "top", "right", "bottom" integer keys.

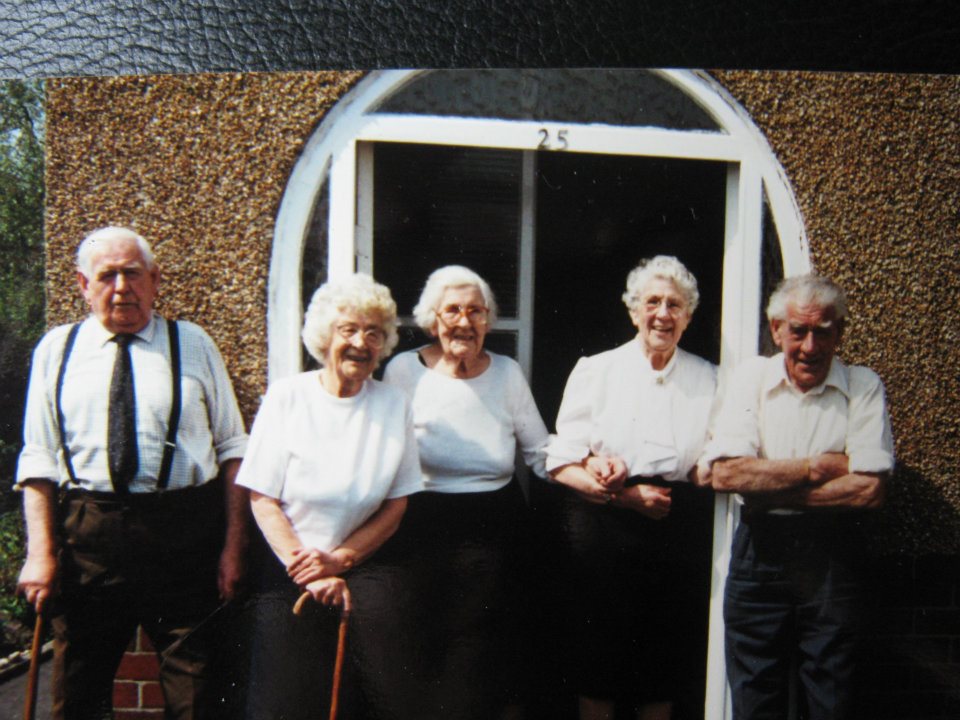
[
  {"left": 766, "top": 274, "right": 849, "bottom": 322},
  {"left": 301, "top": 273, "right": 400, "bottom": 366},
  {"left": 411, "top": 265, "right": 499, "bottom": 332},
  {"left": 621, "top": 255, "right": 700, "bottom": 315},
  {"left": 77, "top": 226, "right": 155, "bottom": 278}
]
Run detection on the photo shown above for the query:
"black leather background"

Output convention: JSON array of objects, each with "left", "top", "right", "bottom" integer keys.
[{"left": 1, "top": 0, "right": 959, "bottom": 78}]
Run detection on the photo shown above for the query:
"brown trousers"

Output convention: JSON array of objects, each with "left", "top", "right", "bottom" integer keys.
[{"left": 52, "top": 480, "right": 224, "bottom": 720}]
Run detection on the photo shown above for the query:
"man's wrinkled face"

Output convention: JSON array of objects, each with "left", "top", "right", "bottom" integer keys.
[
  {"left": 78, "top": 238, "right": 159, "bottom": 334},
  {"left": 770, "top": 302, "right": 843, "bottom": 392}
]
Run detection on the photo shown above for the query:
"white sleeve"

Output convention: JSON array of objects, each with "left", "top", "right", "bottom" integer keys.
[
  {"left": 16, "top": 331, "right": 64, "bottom": 486},
  {"left": 508, "top": 363, "right": 549, "bottom": 479},
  {"left": 382, "top": 353, "right": 413, "bottom": 398},
  {"left": 234, "top": 386, "right": 288, "bottom": 498},
  {"left": 192, "top": 324, "right": 248, "bottom": 463},
  {"left": 544, "top": 357, "right": 595, "bottom": 473},
  {"left": 845, "top": 367, "right": 895, "bottom": 474},
  {"left": 699, "top": 357, "right": 765, "bottom": 468},
  {"left": 386, "top": 398, "right": 425, "bottom": 498}
]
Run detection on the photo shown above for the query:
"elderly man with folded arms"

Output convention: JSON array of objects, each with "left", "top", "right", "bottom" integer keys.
[
  {"left": 700, "top": 274, "right": 894, "bottom": 720},
  {"left": 16, "top": 226, "right": 248, "bottom": 720}
]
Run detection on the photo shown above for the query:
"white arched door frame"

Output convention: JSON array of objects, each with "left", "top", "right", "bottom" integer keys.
[{"left": 269, "top": 69, "right": 811, "bottom": 720}]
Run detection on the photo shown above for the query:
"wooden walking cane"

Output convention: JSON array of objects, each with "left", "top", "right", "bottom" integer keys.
[
  {"left": 23, "top": 612, "right": 44, "bottom": 720},
  {"left": 294, "top": 588, "right": 352, "bottom": 720}
]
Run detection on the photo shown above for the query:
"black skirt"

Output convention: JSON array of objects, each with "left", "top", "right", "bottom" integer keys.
[
  {"left": 554, "top": 478, "right": 714, "bottom": 705},
  {"left": 352, "top": 480, "right": 527, "bottom": 720}
]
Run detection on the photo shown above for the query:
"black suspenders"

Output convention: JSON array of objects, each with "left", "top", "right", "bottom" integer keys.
[
  {"left": 55, "top": 319, "right": 183, "bottom": 490},
  {"left": 55, "top": 323, "right": 82, "bottom": 486},
  {"left": 156, "top": 319, "right": 181, "bottom": 490}
]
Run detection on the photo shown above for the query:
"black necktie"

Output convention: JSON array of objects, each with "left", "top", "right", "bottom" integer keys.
[{"left": 108, "top": 333, "right": 138, "bottom": 492}]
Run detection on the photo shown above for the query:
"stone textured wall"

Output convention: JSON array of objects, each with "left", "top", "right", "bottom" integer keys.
[
  {"left": 44, "top": 71, "right": 362, "bottom": 421},
  {"left": 46, "top": 70, "right": 959, "bottom": 553},
  {"left": 714, "top": 71, "right": 960, "bottom": 553}
]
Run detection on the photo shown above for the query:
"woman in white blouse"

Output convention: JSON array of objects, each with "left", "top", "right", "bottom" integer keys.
[
  {"left": 547, "top": 256, "right": 717, "bottom": 720},
  {"left": 383, "top": 265, "right": 549, "bottom": 720},
  {"left": 237, "top": 273, "right": 422, "bottom": 720}
]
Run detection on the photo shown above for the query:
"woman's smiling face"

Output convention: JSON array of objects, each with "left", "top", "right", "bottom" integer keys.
[
  {"left": 325, "top": 310, "right": 385, "bottom": 386},
  {"left": 433, "top": 285, "right": 489, "bottom": 363},
  {"left": 629, "top": 277, "right": 691, "bottom": 360}
]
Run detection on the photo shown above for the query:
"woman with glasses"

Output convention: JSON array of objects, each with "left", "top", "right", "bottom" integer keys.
[
  {"left": 382, "top": 265, "right": 549, "bottom": 720},
  {"left": 546, "top": 256, "right": 717, "bottom": 720},
  {"left": 236, "top": 273, "right": 422, "bottom": 720}
]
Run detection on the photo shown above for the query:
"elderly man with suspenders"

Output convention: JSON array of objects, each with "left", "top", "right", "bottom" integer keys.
[{"left": 16, "top": 226, "right": 249, "bottom": 720}]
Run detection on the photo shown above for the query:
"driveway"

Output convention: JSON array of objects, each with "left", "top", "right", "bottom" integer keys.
[{"left": 0, "top": 656, "right": 52, "bottom": 720}]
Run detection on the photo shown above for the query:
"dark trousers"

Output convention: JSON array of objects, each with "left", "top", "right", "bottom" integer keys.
[
  {"left": 52, "top": 482, "right": 224, "bottom": 720},
  {"left": 364, "top": 482, "right": 525, "bottom": 720},
  {"left": 242, "top": 553, "right": 348, "bottom": 720},
  {"left": 724, "top": 512, "right": 867, "bottom": 720},
  {"left": 242, "top": 529, "right": 422, "bottom": 720}
]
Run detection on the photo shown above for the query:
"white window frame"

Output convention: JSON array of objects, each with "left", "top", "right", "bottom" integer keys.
[{"left": 269, "top": 69, "right": 811, "bottom": 720}]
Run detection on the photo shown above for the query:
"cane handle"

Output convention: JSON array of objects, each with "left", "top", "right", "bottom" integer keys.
[{"left": 293, "top": 590, "right": 312, "bottom": 615}]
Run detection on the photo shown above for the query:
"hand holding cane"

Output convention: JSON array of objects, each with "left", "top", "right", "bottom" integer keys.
[{"left": 294, "top": 583, "right": 352, "bottom": 720}]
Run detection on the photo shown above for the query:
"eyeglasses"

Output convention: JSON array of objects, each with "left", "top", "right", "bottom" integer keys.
[
  {"left": 637, "top": 296, "right": 688, "bottom": 316},
  {"left": 335, "top": 323, "right": 386, "bottom": 348},
  {"left": 436, "top": 304, "right": 490, "bottom": 326}
]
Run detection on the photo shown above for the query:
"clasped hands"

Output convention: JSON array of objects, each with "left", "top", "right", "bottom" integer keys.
[
  {"left": 578, "top": 454, "right": 672, "bottom": 520},
  {"left": 287, "top": 547, "right": 353, "bottom": 610}
]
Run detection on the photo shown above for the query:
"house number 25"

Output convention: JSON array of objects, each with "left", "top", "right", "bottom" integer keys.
[{"left": 537, "top": 128, "right": 569, "bottom": 150}]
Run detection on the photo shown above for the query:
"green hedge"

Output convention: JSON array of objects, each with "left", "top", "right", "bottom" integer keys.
[{"left": 0, "top": 508, "right": 31, "bottom": 655}]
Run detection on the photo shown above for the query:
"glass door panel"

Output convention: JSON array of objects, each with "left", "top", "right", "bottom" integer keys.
[{"left": 372, "top": 142, "right": 524, "bottom": 358}]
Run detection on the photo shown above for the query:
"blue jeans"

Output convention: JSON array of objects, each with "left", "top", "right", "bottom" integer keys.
[{"left": 724, "top": 512, "right": 867, "bottom": 720}]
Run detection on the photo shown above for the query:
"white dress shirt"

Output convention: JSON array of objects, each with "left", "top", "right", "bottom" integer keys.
[
  {"left": 383, "top": 349, "right": 549, "bottom": 494},
  {"left": 236, "top": 372, "right": 423, "bottom": 552},
  {"left": 700, "top": 353, "right": 895, "bottom": 475},
  {"left": 546, "top": 340, "right": 717, "bottom": 482},
  {"left": 17, "top": 315, "right": 247, "bottom": 492}
]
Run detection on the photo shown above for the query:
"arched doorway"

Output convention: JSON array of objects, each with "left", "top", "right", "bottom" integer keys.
[{"left": 269, "top": 69, "right": 810, "bottom": 719}]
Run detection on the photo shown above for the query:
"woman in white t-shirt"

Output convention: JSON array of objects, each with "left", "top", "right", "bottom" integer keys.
[
  {"left": 237, "top": 273, "right": 422, "bottom": 720},
  {"left": 546, "top": 256, "right": 717, "bottom": 720},
  {"left": 383, "top": 265, "right": 549, "bottom": 720}
]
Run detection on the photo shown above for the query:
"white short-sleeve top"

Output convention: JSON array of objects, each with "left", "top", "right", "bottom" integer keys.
[
  {"left": 546, "top": 340, "right": 717, "bottom": 482},
  {"left": 236, "top": 372, "right": 423, "bottom": 552},
  {"left": 383, "top": 349, "right": 549, "bottom": 494}
]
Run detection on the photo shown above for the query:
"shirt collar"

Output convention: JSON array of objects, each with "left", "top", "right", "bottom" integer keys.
[
  {"left": 762, "top": 352, "right": 849, "bottom": 398},
  {"left": 89, "top": 313, "right": 157, "bottom": 347},
  {"left": 630, "top": 339, "right": 680, "bottom": 381}
]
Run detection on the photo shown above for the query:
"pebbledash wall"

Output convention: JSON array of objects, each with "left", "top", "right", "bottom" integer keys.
[{"left": 42, "top": 71, "right": 959, "bottom": 718}]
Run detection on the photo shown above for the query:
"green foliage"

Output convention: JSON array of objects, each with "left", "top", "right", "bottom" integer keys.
[
  {"left": 0, "top": 510, "right": 28, "bottom": 623},
  {"left": 0, "top": 79, "right": 44, "bottom": 509},
  {"left": 0, "top": 80, "right": 44, "bottom": 651},
  {"left": 0, "top": 508, "right": 32, "bottom": 659},
  {"left": 0, "top": 79, "right": 44, "bottom": 323}
]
